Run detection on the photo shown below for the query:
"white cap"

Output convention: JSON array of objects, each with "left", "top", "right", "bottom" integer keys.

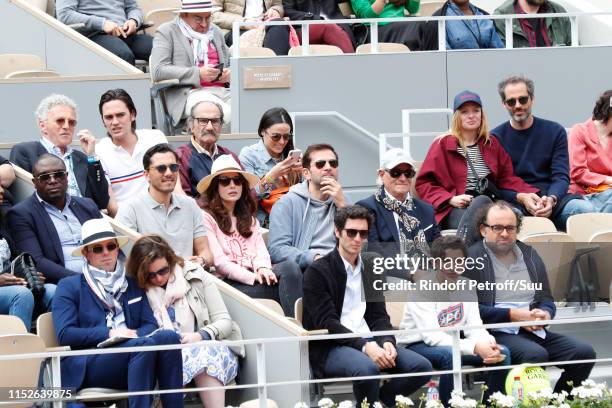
[{"left": 380, "top": 148, "right": 416, "bottom": 170}]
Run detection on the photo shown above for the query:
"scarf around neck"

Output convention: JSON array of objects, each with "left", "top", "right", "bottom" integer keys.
[
  {"left": 178, "top": 17, "right": 215, "bottom": 66},
  {"left": 374, "top": 185, "right": 430, "bottom": 257},
  {"left": 82, "top": 259, "right": 129, "bottom": 329},
  {"left": 146, "top": 264, "right": 194, "bottom": 333}
]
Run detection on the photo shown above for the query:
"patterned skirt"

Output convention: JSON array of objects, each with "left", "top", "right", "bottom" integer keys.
[{"left": 182, "top": 343, "right": 239, "bottom": 385}]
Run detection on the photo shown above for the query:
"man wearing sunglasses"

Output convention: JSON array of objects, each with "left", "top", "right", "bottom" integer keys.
[
  {"left": 52, "top": 218, "right": 184, "bottom": 407},
  {"left": 303, "top": 205, "right": 432, "bottom": 407},
  {"left": 268, "top": 143, "right": 347, "bottom": 271},
  {"left": 466, "top": 201, "right": 595, "bottom": 395},
  {"left": 357, "top": 148, "right": 440, "bottom": 279},
  {"left": 176, "top": 101, "right": 242, "bottom": 204},
  {"left": 116, "top": 144, "right": 213, "bottom": 266},
  {"left": 10, "top": 94, "right": 111, "bottom": 213},
  {"left": 7, "top": 154, "right": 103, "bottom": 284},
  {"left": 491, "top": 75, "right": 584, "bottom": 229}
]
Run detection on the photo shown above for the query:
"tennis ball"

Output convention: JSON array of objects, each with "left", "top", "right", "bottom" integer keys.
[{"left": 505, "top": 365, "right": 551, "bottom": 396}]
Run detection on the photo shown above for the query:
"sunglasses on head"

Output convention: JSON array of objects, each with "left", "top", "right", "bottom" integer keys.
[
  {"left": 217, "top": 175, "right": 244, "bottom": 187},
  {"left": 150, "top": 163, "right": 179, "bottom": 174},
  {"left": 313, "top": 159, "right": 339, "bottom": 169},
  {"left": 147, "top": 265, "right": 171, "bottom": 282},
  {"left": 87, "top": 242, "right": 118, "bottom": 254},
  {"left": 267, "top": 132, "right": 292, "bottom": 142},
  {"left": 388, "top": 168, "right": 415, "bottom": 179},
  {"left": 36, "top": 171, "right": 68, "bottom": 183},
  {"left": 504, "top": 95, "right": 530, "bottom": 107},
  {"left": 344, "top": 229, "right": 369, "bottom": 239}
]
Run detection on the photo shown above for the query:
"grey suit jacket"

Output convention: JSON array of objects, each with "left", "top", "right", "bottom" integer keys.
[{"left": 150, "top": 17, "right": 230, "bottom": 126}]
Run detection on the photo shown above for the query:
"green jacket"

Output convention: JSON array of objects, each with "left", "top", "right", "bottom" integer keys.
[
  {"left": 351, "top": 0, "right": 420, "bottom": 25},
  {"left": 494, "top": 0, "right": 571, "bottom": 47}
]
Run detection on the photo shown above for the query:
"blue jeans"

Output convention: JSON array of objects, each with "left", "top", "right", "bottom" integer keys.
[
  {"left": 408, "top": 342, "right": 510, "bottom": 407},
  {"left": 323, "top": 345, "right": 432, "bottom": 407},
  {"left": 558, "top": 189, "right": 612, "bottom": 228},
  {"left": 0, "top": 283, "right": 55, "bottom": 331}
]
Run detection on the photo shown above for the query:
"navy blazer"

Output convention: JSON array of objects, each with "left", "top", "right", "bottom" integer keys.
[
  {"left": 52, "top": 274, "right": 158, "bottom": 390},
  {"left": 356, "top": 195, "right": 441, "bottom": 258},
  {"left": 6, "top": 193, "right": 102, "bottom": 283},
  {"left": 10, "top": 141, "right": 110, "bottom": 209}
]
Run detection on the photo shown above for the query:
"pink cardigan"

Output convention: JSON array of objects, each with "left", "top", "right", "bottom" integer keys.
[
  {"left": 568, "top": 118, "right": 612, "bottom": 194},
  {"left": 202, "top": 211, "right": 272, "bottom": 285}
]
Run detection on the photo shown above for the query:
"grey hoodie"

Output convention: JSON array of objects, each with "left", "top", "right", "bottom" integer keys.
[{"left": 268, "top": 181, "right": 338, "bottom": 269}]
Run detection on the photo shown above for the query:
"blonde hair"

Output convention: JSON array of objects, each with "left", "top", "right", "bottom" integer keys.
[{"left": 448, "top": 105, "right": 490, "bottom": 151}]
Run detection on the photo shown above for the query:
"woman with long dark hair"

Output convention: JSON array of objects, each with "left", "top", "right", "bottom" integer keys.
[
  {"left": 198, "top": 154, "right": 302, "bottom": 316},
  {"left": 239, "top": 107, "right": 302, "bottom": 226}
]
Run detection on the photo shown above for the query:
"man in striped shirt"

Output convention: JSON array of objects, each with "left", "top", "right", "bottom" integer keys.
[{"left": 95, "top": 89, "right": 182, "bottom": 212}]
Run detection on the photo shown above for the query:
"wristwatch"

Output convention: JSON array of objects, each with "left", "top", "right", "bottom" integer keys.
[{"left": 87, "top": 154, "right": 100, "bottom": 163}]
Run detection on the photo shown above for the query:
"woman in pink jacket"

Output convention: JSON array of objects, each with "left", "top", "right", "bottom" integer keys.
[
  {"left": 568, "top": 90, "right": 612, "bottom": 212},
  {"left": 197, "top": 154, "right": 302, "bottom": 316}
]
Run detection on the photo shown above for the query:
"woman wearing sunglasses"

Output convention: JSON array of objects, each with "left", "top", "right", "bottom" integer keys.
[
  {"left": 415, "top": 90, "right": 537, "bottom": 244},
  {"left": 239, "top": 107, "right": 303, "bottom": 226},
  {"left": 357, "top": 148, "right": 440, "bottom": 278},
  {"left": 127, "top": 234, "right": 244, "bottom": 408},
  {"left": 198, "top": 154, "right": 302, "bottom": 316}
]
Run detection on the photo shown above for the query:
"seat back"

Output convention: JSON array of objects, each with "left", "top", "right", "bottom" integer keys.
[
  {"left": 288, "top": 45, "right": 343, "bottom": 56},
  {"left": 294, "top": 297, "right": 303, "bottom": 323},
  {"left": 386, "top": 301, "right": 405, "bottom": 329},
  {"left": 566, "top": 213, "right": 612, "bottom": 243},
  {"left": 518, "top": 216, "right": 557, "bottom": 240},
  {"left": 36, "top": 312, "right": 59, "bottom": 348},
  {"left": 338, "top": 1, "right": 354, "bottom": 17},
  {"left": 418, "top": 1, "right": 445, "bottom": 16},
  {"left": 255, "top": 298, "right": 284, "bottom": 316},
  {"left": 144, "top": 8, "right": 178, "bottom": 34},
  {"left": 588, "top": 230, "right": 612, "bottom": 300},
  {"left": 0, "top": 334, "right": 46, "bottom": 407},
  {"left": 237, "top": 47, "right": 276, "bottom": 57},
  {"left": 6, "top": 69, "right": 60, "bottom": 79},
  {"left": 0, "top": 315, "right": 28, "bottom": 335},
  {"left": 0, "top": 54, "right": 46, "bottom": 78},
  {"left": 356, "top": 42, "right": 410, "bottom": 54},
  {"left": 522, "top": 232, "right": 576, "bottom": 300}
]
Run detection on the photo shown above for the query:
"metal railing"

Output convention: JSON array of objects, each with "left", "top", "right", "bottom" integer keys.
[
  {"left": 230, "top": 10, "right": 612, "bottom": 57},
  {"left": 1, "top": 312, "right": 610, "bottom": 407}
]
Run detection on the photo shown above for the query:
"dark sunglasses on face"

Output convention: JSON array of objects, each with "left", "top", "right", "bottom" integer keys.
[
  {"left": 36, "top": 171, "right": 68, "bottom": 183},
  {"left": 150, "top": 163, "right": 179, "bottom": 173},
  {"left": 195, "top": 117, "right": 222, "bottom": 126},
  {"left": 268, "top": 132, "right": 292, "bottom": 142},
  {"left": 54, "top": 118, "right": 77, "bottom": 127},
  {"left": 504, "top": 95, "right": 530, "bottom": 107},
  {"left": 147, "top": 265, "right": 171, "bottom": 282},
  {"left": 217, "top": 175, "right": 244, "bottom": 187},
  {"left": 87, "top": 242, "right": 118, "bottom": 254},
  {"left": 483, "top": 223, "right": 517, "bottom": 234},
  {"left": 388, "top": 168, "right": 415, "bottom": 179},
  {"left": 313, "top": 159, "right": 339, "bottom": 169},
  {"left": 344, "top": 229, "right": 369, "bottom": 239}
]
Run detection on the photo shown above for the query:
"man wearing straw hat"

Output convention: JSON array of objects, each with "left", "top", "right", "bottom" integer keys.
[
  {"left": 150, "top": 0, "right": 232, "bottom": 130},
  {"left": 52, "top": 218, "right": 184, "bottom": 408}
]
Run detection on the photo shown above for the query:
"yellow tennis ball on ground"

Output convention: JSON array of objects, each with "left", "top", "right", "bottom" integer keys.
[{"left": 505, "top": 365, "right": 551, "bottom": 396}]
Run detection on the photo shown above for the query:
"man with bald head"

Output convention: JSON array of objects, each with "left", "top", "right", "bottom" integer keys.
[{"left": 7, "top": 154, "right": 102, "bottom": 283}]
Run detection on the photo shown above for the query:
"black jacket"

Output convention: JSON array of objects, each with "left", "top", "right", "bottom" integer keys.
[
  {"left": 465, "top": 240, "right": 556, "bottom": 324},
  {"left": 10, "top": 141, "right": 109, "bottom": 210},
  {"left": 303, "top": 248, "right": 393, "bottom": 378}
]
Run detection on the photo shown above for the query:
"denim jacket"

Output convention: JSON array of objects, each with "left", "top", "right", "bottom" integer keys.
[{"left": 445, "top": 1, "right": 504, "bottom": 49}]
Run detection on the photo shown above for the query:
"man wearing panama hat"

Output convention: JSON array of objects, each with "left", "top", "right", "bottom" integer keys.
[
  {"left": 52, "top": 218, "right": 184, "bottom": 407},
  {"left": 150, "top": 0, "right": 232, "bottom": 130}
]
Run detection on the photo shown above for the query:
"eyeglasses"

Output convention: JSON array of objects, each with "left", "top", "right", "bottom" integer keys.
[
  {"left": 150, "top": 163, "right": 179, "bottom": 173},
  {"left": 87, "top": 242, "right": 118, "bottom": 254},
  {"left": 194, "top": 117, "right": 222, "bottom": 126},
  {"left": 483, "top": 223, "right": 518, "bottom": 234},
  {"left": 388, "top": 168, "right": 415, "bottom": 179},
  {"left": 313, "top": 159, "right": 339, "bottom": 169},
  {"left": 344, "top": 229, "right": 369, "bottom": 239},
  {"left": 147, "top": 265, "right": 171, "bottom": 282},
  {"left": 267, "top": 132, "right": 292, "bottom": 142},
  {"left": 217, "top": 175, "right": 244, "bottom": 187},
  {"left": 504, "top": 96, "right": 530, "bottom": 107},
  {"left": 193, "top": 14, "right": 211, "bottom": 25},
  {"left": 54, "top": 118, "right": 77, "bottom": 127},
  {"left": 35, "top": 171, "right": 68, "bottom": 183}
]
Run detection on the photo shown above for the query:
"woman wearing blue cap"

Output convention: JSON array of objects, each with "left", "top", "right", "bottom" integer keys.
[{"left": 415, "top": 90, "right": 538, "bottom": 243}]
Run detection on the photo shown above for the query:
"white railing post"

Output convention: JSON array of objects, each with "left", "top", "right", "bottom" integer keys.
[
  {"left": 570, "top": 15, "right": 579, "bottom": 46},
  {"left": 256, "top": 342, "right": 268, "bottom": 407},
  {"left": 371, "top": 22, "right": 379, "bottom": 53},
  {"left": 302, "top": 23, "right": 310, "bottom": 55},
  {"left": 232, "top": 21, "right": 241, "bottom": 58},
  {"left": 438, "top": 19, "right": 446, "bottom": 51},
  {"left": 505, "top": 17, "right": 513, "bottom": 49},
  {"left": 379, "top": 133, "right": 387, "bottom": 163},
  {"left": 451, "top": 329, "right": 463, "bottom": 393}
]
